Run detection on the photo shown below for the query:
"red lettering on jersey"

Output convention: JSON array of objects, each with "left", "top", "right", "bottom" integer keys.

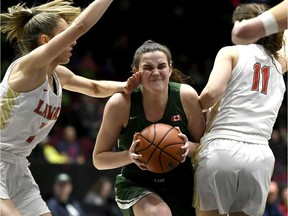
[
  {"left": 34, "top": 99, "right": 61, "bottom": 120},
  {"left": 41, "top": 104, "right": 48, "bottom": 118},
  {"left": 52, "top": 107, "right": 61, "bottom": 120},
  {"left": 39, "top": 122, "right": 48, "bottom": 129},
  {"left": 26, "top": 136, "right": 36, "bottom": 143},
  {"left": 46, "top": 106, "right": 57, "bottom": 119},
  {"left": 34, "top": 99, "right": 45, "bottom": 115}
]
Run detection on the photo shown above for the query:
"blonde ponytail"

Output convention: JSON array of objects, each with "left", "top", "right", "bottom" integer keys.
[{"left": 0, "top": 0, "right": 81, "bottom": 53}]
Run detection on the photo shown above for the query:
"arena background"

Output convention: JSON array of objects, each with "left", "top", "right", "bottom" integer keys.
[{"left": 1, "top": 0, "right": 287, "bottom": 215}]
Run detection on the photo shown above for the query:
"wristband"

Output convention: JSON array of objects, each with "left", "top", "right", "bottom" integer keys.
[{"left": 259, "top": 11, "right": 279, "bottom": 36}]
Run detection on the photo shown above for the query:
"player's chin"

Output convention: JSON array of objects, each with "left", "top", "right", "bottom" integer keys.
[
  {"left": 151, "top": 82, "right": 166, "bottom": 91},
  {"left": 60, "top": 57, "right": 71, "bottom": 65},
  {"left": 60, "top": 53, "right": 72, "bottom": 64}
]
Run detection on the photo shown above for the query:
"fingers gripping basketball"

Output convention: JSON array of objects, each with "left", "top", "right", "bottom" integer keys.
[{"left": 135, "top": 123, "right": 185, "bottom": 173}]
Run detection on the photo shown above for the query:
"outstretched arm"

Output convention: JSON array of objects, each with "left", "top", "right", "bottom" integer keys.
[
  {"left": 232, "top": 0, "right": 288, "bottom": 45},
  {"left": 26, "top": 0, "right": 114, "bottom": 70},
  {"left": 57, "top": 66, "right": 141, "bottom": 97}
]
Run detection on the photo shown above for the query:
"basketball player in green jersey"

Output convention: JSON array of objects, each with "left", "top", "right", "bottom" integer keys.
[{"left": 93, "top": 40, "right": 205, "bottom": 216}]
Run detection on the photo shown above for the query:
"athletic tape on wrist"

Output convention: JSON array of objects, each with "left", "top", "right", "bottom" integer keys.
[{"left": 259, "top": 11, "right": 279, "bottom": 36}]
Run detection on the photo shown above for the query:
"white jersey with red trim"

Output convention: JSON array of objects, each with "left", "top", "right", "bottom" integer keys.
[
  {"left": 0, "top": 58, "right": 62, "bottom": 156},
  {"left": 203, "top": 44, "right": 286, "bottom": 145}
]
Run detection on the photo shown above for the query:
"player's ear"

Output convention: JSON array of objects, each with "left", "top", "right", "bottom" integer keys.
[
  {"left": 169, "top": 64, "right": 173, "bottom": 77},
  {"left": 38, "top": 34, "right": 50, "bottom": 45},
  {"left": 132, "top": 67, "right": 138, "bottom": 74}
]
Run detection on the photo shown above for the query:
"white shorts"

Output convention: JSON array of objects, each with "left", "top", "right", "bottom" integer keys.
[
  {"left": 0, "top": 151, "right": 50, "bottom": 216},
  {"left": 192, "top": 139, "right": 275, "bottom": 216}
]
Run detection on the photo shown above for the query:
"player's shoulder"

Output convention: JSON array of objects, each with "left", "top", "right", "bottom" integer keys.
[
  {"left": 180, "top": 83, "right": 197, "bottom": 93},
  {"left": 107, "top": 92, "right": 130, "bottom": 109},
  {"left": 179, "top": 83, "right": 199, "bottom": 100},
  {"left": 217, "top": 45, "right": 239, "bottom": 57},
  {"left": 169, "top": 82, "right": 195, "bottom": 94},
  {"left": 55, "top": 65, "right": 73, "bottom": 79},
  {"left": 215, "top": 45, "right": 240, "bottom": 67},
  {"left": 55, "top": 65, "right": 71, "bottom": 74},
  {"left": 55, "top": 65, "right": 73, "bottom": 85},
  {"left": 105, "top": 93, "right": 130, "bottom": 122}
]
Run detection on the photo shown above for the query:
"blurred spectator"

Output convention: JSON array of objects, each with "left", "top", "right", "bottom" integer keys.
[
  {"left": 269, "top": 129, "right": 287, "bottom": 166},
  {"left": 47, "top": 173, "right": 86, "bottom": 216},
  {"left": 278, "top": 187, "right": 288, "bottom": 216},
  {"left": 83, "top": 176, "right": 122, "bottom": 216},
  {"left": 28, "top": 136, "right": 69, "bottom": 164},
  {"left": 264, "top": 181, "right": 283, "bottom": 216},
  {"left": 56, "top": 125, "right": 86, "bottom": 165},
  {"left": 111, "top": 34, "right": 132, "bottom": 80},
  {"left": 76, "top": 95, "right": 107, "bottom": 139},
  {"left": 279, "top": 124, "right": 287, "bottom": 149},
  {"left": 187, "top": 60, "right": 205, "bottom": 92},
  {"left": 80, "top": 51, "right": 99, "bottom": 78}
]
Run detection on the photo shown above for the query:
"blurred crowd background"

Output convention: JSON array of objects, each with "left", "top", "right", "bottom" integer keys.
[{"left": 1, "top": 0, "right": 287, "bottom": 215}]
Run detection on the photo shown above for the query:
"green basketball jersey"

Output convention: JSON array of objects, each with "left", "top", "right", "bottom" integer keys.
[{"left": 117, "top": 82, "right": 194, "bottom": 188}]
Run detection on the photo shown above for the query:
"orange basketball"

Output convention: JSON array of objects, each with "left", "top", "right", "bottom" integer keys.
[{"left": 134, "top": 123, "right": 185, "bottom": 173}]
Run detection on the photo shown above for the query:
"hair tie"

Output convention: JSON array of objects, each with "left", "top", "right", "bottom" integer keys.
[{"left": 24, "top": 9, "right": 35, "bottom": 24}]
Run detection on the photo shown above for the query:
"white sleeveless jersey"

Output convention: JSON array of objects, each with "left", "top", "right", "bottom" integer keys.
[
  {"left": 0, "top": 58, "right": 62, "bottom": 156},
  {"left": 202, "top": 44, "right": 286, "bottom": 145}
]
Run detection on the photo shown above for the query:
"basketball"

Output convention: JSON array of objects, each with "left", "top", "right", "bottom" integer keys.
[{"left": 134, "top": 123, "right": 185, "bottom": 173}]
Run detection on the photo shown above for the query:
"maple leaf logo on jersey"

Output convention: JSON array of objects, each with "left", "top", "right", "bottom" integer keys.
[{"left": 171, "top": 115, "right": 182, "bottom": 122}]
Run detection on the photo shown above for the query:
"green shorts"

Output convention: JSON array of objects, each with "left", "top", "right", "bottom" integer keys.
[{"left": 114, "top": 173, "right": 195, "bottom": 216}]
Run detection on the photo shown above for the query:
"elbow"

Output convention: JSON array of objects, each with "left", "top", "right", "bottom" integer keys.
[
  {"left": 92, "top": 155, "right": 104, "bottom": 170},
  {"left": 92, "top": 156, "right": 99, "bottom": 169},
  {"left": 93, "top": 160, "right": 105, "bottom": 170},
  {"left": 200, "top": 89, "right": 218, "bottom": 111},
  {"left": 72, "top": 22, "right": 88, "bottom": 37},
  {"left": 90, "top": 82, "right": 109, "bottom": 98},
  {"left": 232, "top": 24, "right": 256, "bottom": 45},
  {"left": 231, "top": 28, "right": 240, "bottom": 44},
  {"left": 231, "top": 26, "right": 246, "bottom": 44}
]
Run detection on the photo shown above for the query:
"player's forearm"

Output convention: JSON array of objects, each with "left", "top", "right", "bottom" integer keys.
[
  {"left": 72, "top": 0, "right": 113, "bottom": 35},
  {"left": 93, "top": 150, "right": 131, "bottom": 170},
  {"left": 199, "top": 90, "right": 218, "bottom": 112},
  {"left": 269, "top": 0, "right": 288, "bottom": 31},
  {"left": 231, "top": 19, "right": 265, "bottom": 44},
  {"left": 91, "top": 80, "right": 125, "bottom": 97},
  {"left": 188, "top": 141, "right": 200, "bottom": 158}
]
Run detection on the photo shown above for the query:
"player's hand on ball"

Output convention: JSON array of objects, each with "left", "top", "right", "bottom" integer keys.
[
  {"left": 134, "top": 123, "right": 185, "bottom": 173},
  {"left": 175, "top": 127, "right": 189, "bottom": 163},
  {"left": 129, "top": 133, "right": 147, "bottom": 170}
]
